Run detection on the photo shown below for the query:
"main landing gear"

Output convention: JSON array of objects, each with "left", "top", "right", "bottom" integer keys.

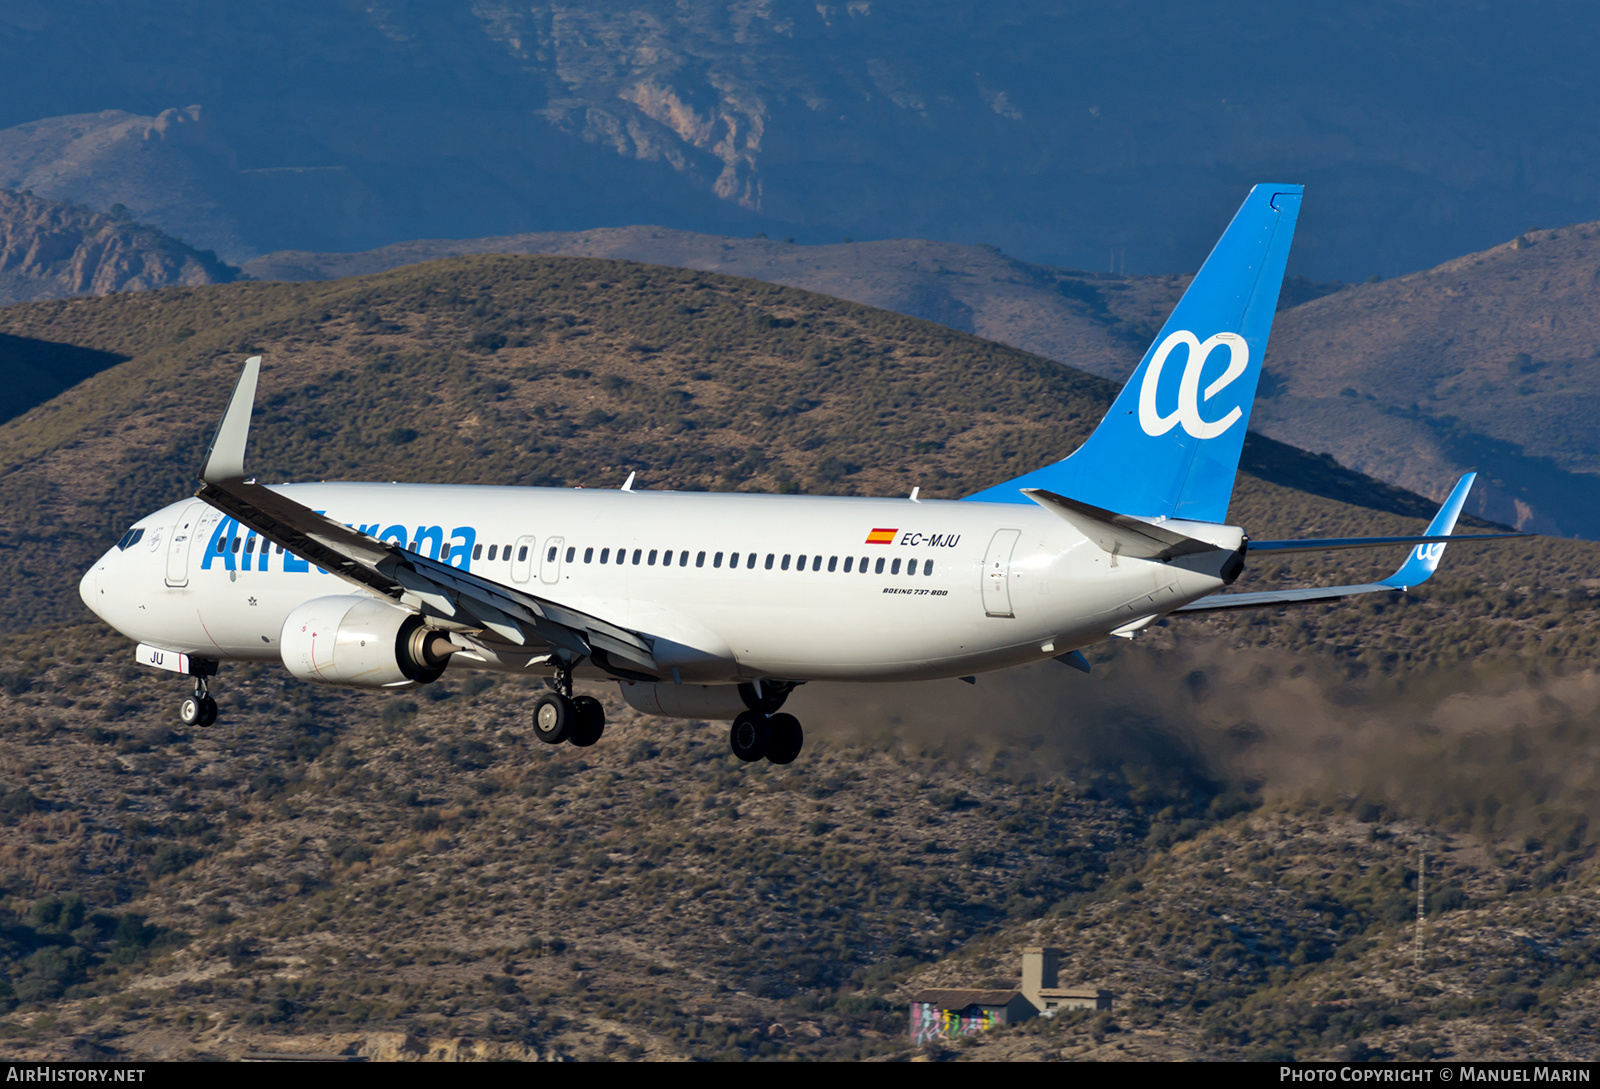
[
  {"left": 532, "top": 664, "right": 606, "bottom": 748},
  {"left": 729, "top": 710, "right": 803, "bottom": 765},
  {"left": 178, "top": 675, "right": 218, "bottom": 728}
]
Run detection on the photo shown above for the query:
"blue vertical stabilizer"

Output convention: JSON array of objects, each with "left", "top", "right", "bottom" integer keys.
[{"left": 965, "top": 184, "right": 1302, "bottom": 522}]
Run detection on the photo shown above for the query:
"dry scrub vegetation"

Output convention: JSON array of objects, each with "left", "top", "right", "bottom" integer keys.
[{"left": 1, "top": 257, "right": 1598, "bottom": 1060}]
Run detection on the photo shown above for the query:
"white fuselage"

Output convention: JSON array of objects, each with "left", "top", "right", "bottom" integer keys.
[{"left": 79, "top": 483, "right": 1239, "bottom": 685}]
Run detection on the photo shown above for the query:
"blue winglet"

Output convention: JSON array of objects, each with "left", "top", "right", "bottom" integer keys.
[
  {"left": 965, "top": 184, "right": 1302, "bottom": 522},
  {"left": 1381, "top": 473, "right": 1476, "bottom": 589}
]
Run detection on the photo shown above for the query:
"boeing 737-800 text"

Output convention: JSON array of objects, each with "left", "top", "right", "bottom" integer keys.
[{"left": 78, "top": 185, "right": 1519, "bottom": 764}]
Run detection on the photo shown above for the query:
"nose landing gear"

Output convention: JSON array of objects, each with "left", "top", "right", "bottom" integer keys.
[{"left": 178, "top": 676, "right": 218, "bottom": 728}]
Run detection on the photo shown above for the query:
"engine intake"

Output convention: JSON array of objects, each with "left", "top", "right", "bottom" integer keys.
[{"left": 280, "top": 595, "right": 454, "bottom": 688}]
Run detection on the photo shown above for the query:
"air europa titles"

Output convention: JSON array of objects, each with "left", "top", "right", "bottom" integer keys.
[{"left": 201, "top": 515, "right": 478, "bottom": 574}]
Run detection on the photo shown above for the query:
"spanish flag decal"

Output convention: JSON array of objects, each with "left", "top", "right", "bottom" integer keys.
[{"left": 865, "top": 528, "right": 897, "bottom": 545}]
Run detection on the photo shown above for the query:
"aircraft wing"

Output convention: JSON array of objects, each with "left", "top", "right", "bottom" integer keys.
[
  {"left": 193, "top": 357, "right": 661, "bottom": 676},
  {"left": 1175, "top": 472, "right": 1489, "bottom": 614}
]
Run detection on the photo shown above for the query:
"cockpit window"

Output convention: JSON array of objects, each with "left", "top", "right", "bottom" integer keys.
[{"left": 116, "top": 528, "right": 145, "bottom": 551}]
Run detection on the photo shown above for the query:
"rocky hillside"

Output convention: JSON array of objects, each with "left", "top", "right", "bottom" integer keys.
[
  {"left": 242, "top": 226, "right": 1186, "bottom": 385},
  {"left": 0, "top": 188, "right": 237, "bottom": 305},
  {"left": 1261, "top": 222, "right": 1600, "bottom": 536},
  {"left": 245, "top": 219, "right": 1600, "bottom": 537},
  {"left": 1, "top": 255, "right": 1598, "bottom": 1061}
]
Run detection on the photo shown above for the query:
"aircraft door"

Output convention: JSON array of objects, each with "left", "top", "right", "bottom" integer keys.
[
  {"left": 981, "top": 529, "right": 1021, "bottom": 618},
  {"left": 511, "top": 535, "right": 537, "bottom": 583},
  {"left": 540, "top": 537, "right": 565, "bottom": 584},
  {"left": 163, "top": 502, "right": 206, "bottom": 588}
]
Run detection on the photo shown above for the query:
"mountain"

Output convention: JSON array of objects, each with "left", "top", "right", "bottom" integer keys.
[
  {"left": 2, "top": 4, "right": 1600, "bottom": 277},
  {"left": 2, "top": 256, "right": 1599, "bottom": 1061},
  {"left": 0, "top": 187, "right": 237, "bottom": 305},
  {"left": 244, "top": 220, "right": 1600, "bottom": 536},
  {"left": 1261, "top": 222, "right": 1600, "bottom": 536},
  {"left": 241, "top": 226, "right": 1185, "bottom": 383}
]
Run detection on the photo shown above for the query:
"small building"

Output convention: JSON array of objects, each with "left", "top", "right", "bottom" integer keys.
[
  {"left": 1022, "top": 946, "right": 1112, "bottom": 1013},
  {"left": 909, "top": 989, "right": 1037, "bottom": 1046},
  {"left": 908, "top": 949, "right": 1113, "bottom": 1045}
]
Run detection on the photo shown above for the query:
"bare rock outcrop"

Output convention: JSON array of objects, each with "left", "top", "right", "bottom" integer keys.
[{"left": 0, "top": 188, "right": 238, "bottom": 304}]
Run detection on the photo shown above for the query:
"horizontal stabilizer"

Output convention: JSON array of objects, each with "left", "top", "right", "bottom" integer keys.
[
  {"left": 1022, "top": 488, "right": 1221, "bottom": 560},
  {"left": 1250, "top": 532, "right": 1525, "bottom": 555},
  {"left": 1054, "top": 650, "right": 1092, "bottom": 673},
  {"left": 1175, "top": 473, "right": 1488, "bottom": 614}
]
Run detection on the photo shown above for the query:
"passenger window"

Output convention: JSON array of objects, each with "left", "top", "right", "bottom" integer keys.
[
  {"left": 632, "top": 548, "right": 642, "bottom": 564},
  {"left": 796, "top": 554, "right": 805, "bottom": 570},
  {"left": 765, "top": 554, "right": 775, "bottom": 570},
  {"left": 566, "top": 546, "right": 575, "bottom": 562},
  {"left": 748, "top": 553, "right": 758, "bottom": 569},
  {"left": 473, "top": 544, "right": 483, "bottom": 560},
  {"left": 216, "top": 538, "right": 226, "bottom": 554},
  {"left": 828, "top": 556, "right": 838, "bottom": 572},
  {"left": 698, "top": 551, "right": 707, "bottom": 568},
  {"left": 601, "top": 548, "right": 610, "bottom": 563},
  {"left": 548, "top": 546, "right": 558, "bottom": 562},
  {"left": 728, "top": 552, "right": 739, "bottom": 567},
  {"left": 875, "top": 557, "right": 885, "bottom": 574},
  {"left": 891, "top": 558, "right": 901, "bottom": 575},
  {"left": 245, "top": 537, "right": 257, "bottom": 553},
  {"left": 276, "top": 544, "right": 284, "bottom": 555},
  {"left": 231, "top": 537, "right": 241, "bottom": 553},
  {"left": 648, "top": 549, "right": 658, "bottom": 565},
  {"left": 518, "top": 546, "right": 528, "bottom": 562},
  {"left": 860, "top": 556, "right": 869, "bottom": 572},
  {"left": 712, "top": 552, "right": 722, "bottom": 568},
  {"left": 781, "top": 554, "right": 791, "bottom": 571},
  {"left": 441, "top": 544, "right": 451, "bottom": 560},
  {"left": 584, "top": 547, "right": 593, "bottom": 563},
  {"left": 813, "top": 556, "right": 822, "bottom": 572},
  {"left": 924, "top": 559, "right": 933, "bottom": 576},
  {"left": 488, "top": 544, "right": 498, "bottom": 560},
  {"left": 843, "top": 556, "right": 853, "bottom": 573},
  {"left": 679, "top": 550, "right": 689, "bottom": 566}
]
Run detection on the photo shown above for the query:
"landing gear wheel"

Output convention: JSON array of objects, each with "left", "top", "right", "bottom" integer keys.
[
  {"left": 766, "top": 713, "right": 803, "bottom": 765},
  {"left": 179, "top": 696, "right": 204, "bottom": 727},
  {"left": 181, "top": 672, "right": 218, "bottom": 728},
  {"left": 569, "top": 695, "right": 606, "bottom": 747},
  {"left": 729, "top": 710, "right": 771, "bottom": 763},
  {"left": 533, "top": 693, "right": 575, "bottom": 744}
]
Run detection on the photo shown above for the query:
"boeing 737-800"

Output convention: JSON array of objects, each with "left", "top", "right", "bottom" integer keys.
[{"left": 78, "top": 185, "right": 1518, "bottom": 764}]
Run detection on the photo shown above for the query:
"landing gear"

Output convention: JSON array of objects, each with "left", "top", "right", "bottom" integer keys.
[
  {"left": 729, "top": 709, "right": 804, "bottom": 764},
  {"left": 533, "top": 661, "right": 606, "bottom": 746},
  {"left": 729, "top": 711, "right": 771, "bottom": 762},
  {"left": 178, "top": 676, "right": 217, "bottom": 728},
  {"left": 569, "top": 695, "right": 606, "bottom": 747},
  {"left": 766, "top": 713, "right": 803, "bottom": 765},
  {"left": 533, "top": 693, "right": 574, "bottom": 744}
]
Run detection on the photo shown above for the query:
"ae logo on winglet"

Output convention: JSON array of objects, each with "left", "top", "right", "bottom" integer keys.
[{"left": 1137, "top": 330, "right": 1250, "bottom": 440}]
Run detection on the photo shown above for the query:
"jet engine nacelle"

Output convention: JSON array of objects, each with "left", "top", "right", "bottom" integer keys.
[
  {"left": 617, "top": 681, "right": 752, "bottom": 721},
  {"left": 280, "top": 595, "right": 452, "bottom": 688}
]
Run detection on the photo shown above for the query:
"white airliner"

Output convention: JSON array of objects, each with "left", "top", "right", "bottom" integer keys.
[{"left": 78, "top": 185, "right": 1519, "bottom": 763}]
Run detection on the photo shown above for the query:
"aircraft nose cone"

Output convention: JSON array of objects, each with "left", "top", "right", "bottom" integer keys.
[{"left": 79, "top": 564, "right": 103, "bottom": 619}]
